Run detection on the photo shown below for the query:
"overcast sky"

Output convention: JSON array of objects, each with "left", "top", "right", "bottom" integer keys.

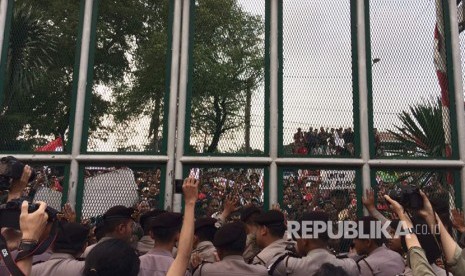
[{"left": 235, "top": 0, "right": 464, "bottom": 149}]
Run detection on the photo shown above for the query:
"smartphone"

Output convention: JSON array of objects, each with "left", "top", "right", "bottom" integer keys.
[{"left": 189, "top": 168, "right": 200, "bottom": 179}]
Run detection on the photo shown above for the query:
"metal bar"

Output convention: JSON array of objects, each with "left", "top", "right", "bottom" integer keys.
[
  {"left": 180, "top": 156, "right": 273, "bottom": 165},
  {"left": 75, "top": 155, "right": 169, "bottom": 162},
  {"left": 173, "top": 0, "right": 191, "bottom": 212},
  {"left": 358, "top": 0, "right": 371, "bottom": 215},
  {"left": 9, "top": 154, "right": 169, "bottom": 162},
  {"left": 277, "top": 158, "right": 365, "bottom": 167},
  {"left": 165, "top": 0, "right": 183, "bottom": 210},
  {"left": 368, "top": 159, "right": 464, "bottom": 168},
  {"left": 269, "top": 0, "right": 279, "bottom": 208},
  {"left": 447, "top": 0, "right": 465, "bottom": 209},
  {"left": 0, "top": 0, "right": 12, "bottom": 106},
  {"left": 68, "top": 0, "right": 94, "bottom": 210},
  {"left": 0, "top": 0, "right": 9, "bottom": 65}
]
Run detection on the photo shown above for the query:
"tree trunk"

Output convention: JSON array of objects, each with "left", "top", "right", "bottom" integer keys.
[
  {"left": 152, "top": 95, "right": 162, "bottom": 152},
  {"left": 207, "top": 97, "right": 225, "bottom": 153},
  {"left": 244, "top": 88, "right": 251, "bottom": 153}
]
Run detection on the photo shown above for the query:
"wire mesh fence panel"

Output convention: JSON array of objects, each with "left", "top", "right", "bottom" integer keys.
[
  {"left": 184, "top": 167, "right": 265, "bottom": 219},
  {"left": 373, "top": 169, "right": 457, "bottom": 234},
  {"left": 282, "top": 1, "right": 355, "bottom": 157},
  {"left": 85, "top": 1, "right": 171, "bottom": 153},
  {"left": 186, "top": 0, "right": 266, "bottom": 155},
  {"left": 370, "top": 0, "right": 456, "bottom": 159},
  {"left": 80, "top": 165, "right": 163, "bottom": 220},
  {"left": 460, "top": 2, "right": 465, "bottom": 104},
  {"left": 30, "top": 164, "right": 67, "bottom": 211},
  {"left": 280, "top": 168, "right": 358, "bottom": 253},
  {"left": 0, "top": 1, "right": 80, "bottom": 152},
  {"left": 0, "top": 162, "right": 67, "bottom": 210}
]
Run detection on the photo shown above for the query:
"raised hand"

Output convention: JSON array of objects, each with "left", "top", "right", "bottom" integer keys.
[
  {"left": 362, "top": 188, "right": 376, "bottom": 211},
  {"left": 183, "top": 177, "right": 199, "bottom": 205},
  {"left": 451, "top": 208, "right": 465, "bottom": 233}
]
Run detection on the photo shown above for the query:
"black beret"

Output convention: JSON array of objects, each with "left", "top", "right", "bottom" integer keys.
[
  {"left": 195, "top": 217, "right": 217, "bottom": 231},
  {"left": 299, "top": 211, "right": 330, "bottom": 240},
  {"left": 150, "top": 212, "right": 183, "bottom": 229},
  {"left": 255, "top": 210, "right": 285, "bottom": 226},
  {"left": 240, "top": 206, "right": 262, "bottom": 222},
  {"left": 140, "top": 209, "right": 167, "bottom": 230},
  {"left": 213, "top": 222, "right": 246, "bottom": 247},
  {"left": 55, "top": 222, "right": 89, "bottom": 247},
  {"left": 103, "top": 205, "right": 135, "bottom": 221}
]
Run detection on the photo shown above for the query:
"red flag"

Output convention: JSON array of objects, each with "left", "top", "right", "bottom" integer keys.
[{"left": 35, "top": 137, "right": 64, "bottom": 152}]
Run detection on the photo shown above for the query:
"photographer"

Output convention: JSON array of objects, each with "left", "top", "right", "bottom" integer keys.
[
  {"left": 0, "top": 159, "right": 56, "bottom": 276},
  {"left": 383, "top": 192, "right": 439, "bottom": 276},
  {"left": 2, "top": 201, "right": 49, "bottom": 276}
]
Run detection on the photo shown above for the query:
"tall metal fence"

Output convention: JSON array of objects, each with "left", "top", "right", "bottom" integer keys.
[{"left": 1, "top": 0, "right": 465, "bottom": 224}]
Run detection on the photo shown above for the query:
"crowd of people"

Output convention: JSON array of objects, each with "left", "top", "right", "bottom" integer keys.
[
  {"left": 291, "top": 127, "right": 382, "bottom": 156},
  {"left": 2, "top": 162, "right": 465, "bottom": 276}
]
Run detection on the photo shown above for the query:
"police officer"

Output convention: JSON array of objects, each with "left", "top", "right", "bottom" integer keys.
[
  {"left": 241, "top": 206, "right": 262, "bottom": 263},
  {"left": 253, "top": 210, "right": 296, "bottom": 267},
  {"left": 352, "top": 216, "right": 405, "bottom": 276},
  {"left": 271, "top": 211, "right": 359, "bottom": 276},
  {"left": 31, "top": 222, "right": 88, "bottom": 276},
  {"left": 191, "top": 217, "right": 218, "bottom": 264},
  {"left": 194, "top": 222, "right": 267, "bottom": 276},
  {"left": 139, "top": 212, "right": 190, "bottom": 276},
  {"left": 137, "top": 209, "right": 167, "bottom": 255},
  {"left": 81, "top": 205, "right": 135, "bottom": 258}
]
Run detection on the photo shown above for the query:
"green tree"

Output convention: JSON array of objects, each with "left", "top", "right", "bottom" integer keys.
[
  {"left": 113, "top": 0, "right": 264, "bottom": 153},
  {"left": 386, "top": 97, "right": 449, "bottom": 186},
  {"left": 190, "top": 0, "right": 264, "bottom": 153},
  {"left": 0, "top": 0, "right": 149, "bottom": 151}
]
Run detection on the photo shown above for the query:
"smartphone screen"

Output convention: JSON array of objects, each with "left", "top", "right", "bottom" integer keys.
[{"left": 189, "top": 168, "right": 200, "bottom": 179}]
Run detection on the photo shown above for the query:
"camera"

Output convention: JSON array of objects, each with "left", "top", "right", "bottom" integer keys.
[
  {"left": 0, "top": 198, "right": 60, "bottom": 229},
  {"left": 0, "top": 156, "right": 36, "bottom": 191},
  {"left": 388, "top": 185, "right": 423, "bottom": 210}
]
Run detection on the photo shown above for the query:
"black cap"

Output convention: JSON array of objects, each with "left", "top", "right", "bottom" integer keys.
[
  {"left": 299, "top": 211, "right": 329, "bottom": 241},
  {"left": 150, "top": 212, "right": 183, "bottom": 229},
  {"left": 240, "top": 206, "right": 262, "bottom": 223},
  {"left": 54, "top": 222, "right": 89, "bottom": 248},
  {"left": 195, "top": 217, "right": 217, "bottom": 231},
  {"left": 255, "top": 210, "right": 285, "bottom": 227},
  {"left": 213, "top": 222, "right": 246, "bottom": 248},
  {"left": 140, "top": 209, "right": 167, "bottom": 232},
  {"left": 103, "top": 205, "right": 135, "bottom": 221}
]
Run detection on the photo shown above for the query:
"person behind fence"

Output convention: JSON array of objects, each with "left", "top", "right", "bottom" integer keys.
[
  {"left": 270, "top": 211, "right": 359, "bottom": 276},
  {"left": 351, "top": 216, "right": 405, "bottom": 276},
  {"left": 252, "top": 210, "right": 296, "bottom": 267},
  {"left": 81, "top": 205, "right": 135, "bottom": 258},
  {"left": 31, "top": 222, "right": 88, "bottom": 276},
  {"left": 193, "top": 221, "right": 268, "bottom": 276},
  {"left": 137, "top": 209, "right": 167, "bottom": 255},
  {"left": 138, "top": 212, "right": 190, "bottom": 276}
]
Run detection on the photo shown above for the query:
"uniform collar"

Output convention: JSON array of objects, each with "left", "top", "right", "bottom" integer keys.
[
  {"left": 196, "top": 241, "right": 214, "bottom": 250},
  {"left": 222, "top": 255, "right": 245, "bottom": 261},
  {"left": 50, "top": 253, "right": 76, "bottom": 260},
  {"left": 148, "top": 248, "right": 174, "bottom": 257},
  {"left": 306, "top": 248, "right": 331, "bottom": 257}
]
